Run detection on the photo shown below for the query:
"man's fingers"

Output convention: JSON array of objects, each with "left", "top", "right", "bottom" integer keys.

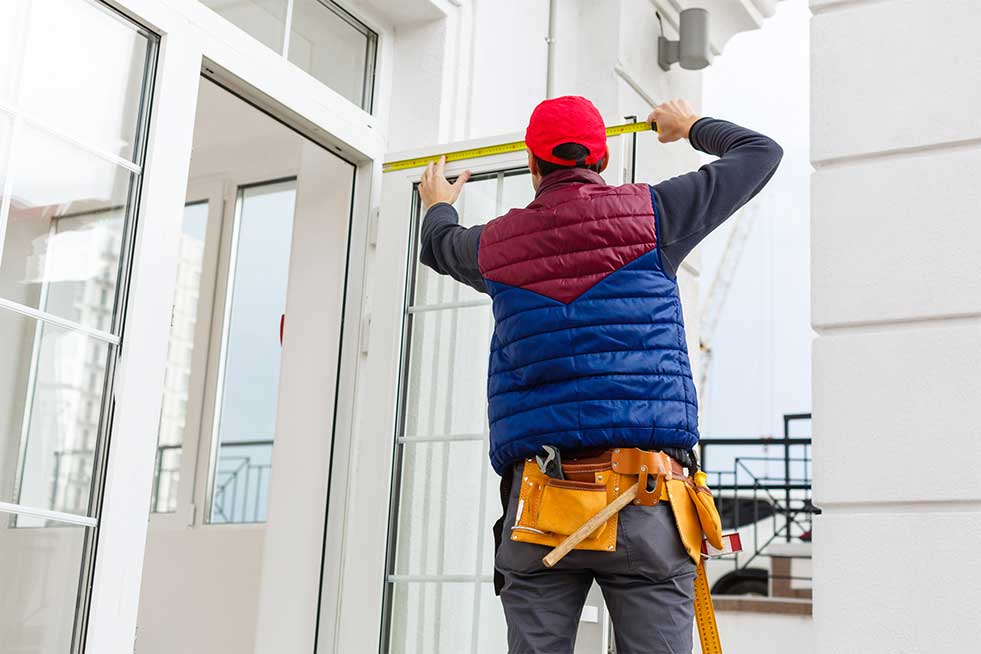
[
  {"left": 452, "top": 170, "right": 472, "bottom": 190},
  {"left": 436, "top": 155, "right": 446, "bottom": 177}
]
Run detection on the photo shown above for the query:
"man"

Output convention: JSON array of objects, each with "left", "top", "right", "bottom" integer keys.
[{"left": 418, "top": 96, "right": 782, "bottom": 653}]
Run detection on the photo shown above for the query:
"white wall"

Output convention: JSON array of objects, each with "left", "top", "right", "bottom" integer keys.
[
  {"left": 810, "top": 0, "right": 981, "bottom": 652},
  {"left": 710, "top": 611, "right": 815, "bottom": 654},
  {"left": 137, "top": 527, "right": 265, "bottom": 654}
]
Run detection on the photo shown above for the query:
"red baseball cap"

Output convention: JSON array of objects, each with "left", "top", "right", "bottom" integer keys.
[{"left": 525, "top": 96, "right": 608, "bottom": 166}]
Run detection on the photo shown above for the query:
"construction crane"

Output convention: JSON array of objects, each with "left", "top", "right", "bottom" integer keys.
[{"left": 696, "top": 196, "right": 766, "bottom": 413}]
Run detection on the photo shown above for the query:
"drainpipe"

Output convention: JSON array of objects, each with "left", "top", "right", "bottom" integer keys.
[{"left": 546, "top": 0, "right": 558, "bottom": 98}]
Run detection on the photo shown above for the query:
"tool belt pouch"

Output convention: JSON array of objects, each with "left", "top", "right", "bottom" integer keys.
[
  {"left": 510, "top": 460, "right": 618, "bottom": 552},
  {"left": 688, "top": 472, "right": 724, "bottom": 550}
]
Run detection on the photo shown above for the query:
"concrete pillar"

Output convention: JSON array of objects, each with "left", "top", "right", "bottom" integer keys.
[{"left": 810, "top": 1, "right": 981, "bottom": 652}]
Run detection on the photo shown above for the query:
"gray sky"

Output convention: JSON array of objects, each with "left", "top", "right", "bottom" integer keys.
[{"left": 698, "top": 0, "right": 813, "bottom": 438}]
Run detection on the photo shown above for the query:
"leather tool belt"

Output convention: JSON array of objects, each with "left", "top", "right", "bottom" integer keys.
[{"left": 511, "top": 447, "right": 724, "bottom": 561}]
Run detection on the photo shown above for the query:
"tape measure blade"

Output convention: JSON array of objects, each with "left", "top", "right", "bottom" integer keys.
[
  {"left": 382, "top": 122, "right": 653, "bottom": 172},
  {"left": 694, "top": 562, "right": 722, "bottom": 654},
  {"left": 383, "top": 139, "right": 527, "bottom": 173}
]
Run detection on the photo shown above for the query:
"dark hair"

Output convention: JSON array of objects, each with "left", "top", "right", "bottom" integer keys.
[{"left": 534, "top": 142, "right": 605, "bottom": 177}]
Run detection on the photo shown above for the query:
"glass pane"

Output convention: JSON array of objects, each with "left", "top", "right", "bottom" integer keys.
[
  {"left": 476, "top": 582, "right": 508, "bottom": 654},
  {"left": 394, "top": 441, "right": 483, "bottom": 576},
  {"left": 0, "top": 510, "right": 90, "bottom": 653},
  {"left": 20, "top": 0, "right": 152, "bottom": 161},
  {"left": 202, "top": 0, "right": 288, "bottom": 54},
  {"left": 0, "top": 112, "right": 10, "bottom": 173},
  {"left": 288, "top": 0, "right": 376, "bottom": 110},
  {"left": 210, "top": 181, "right": 296, "bottom": 523},
  {"left": 0, "top": 126, "right": 134, "bottom": 332},
  {"left": 413, "top": 176, "right": 497, "bottom": 308},
  {"left": 403, "top": 306, "right": 494, "bottom": 439},
  {"left": 0, "top": 1, "right": 30, "bottom": 103},
  {"left": 389, "top": 582, "right": 475, "bottom": 654},
  {"left": 151, "top": 202, "right": 209, "bottom": 513},
  {"left": 0, "top": 309, "right": 111, "bottom": 515},
  {"left": 501, "top": 170, "right": 536, "bottom": 214}
]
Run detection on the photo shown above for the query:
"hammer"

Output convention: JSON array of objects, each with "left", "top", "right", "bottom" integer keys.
[{"left": 542, "top": 482, "right": 640, "bottom": 568}]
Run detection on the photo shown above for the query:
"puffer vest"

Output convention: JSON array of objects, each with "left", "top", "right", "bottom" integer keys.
[{"left": 477, "top": 169, "right": 699, "bottom": 474}]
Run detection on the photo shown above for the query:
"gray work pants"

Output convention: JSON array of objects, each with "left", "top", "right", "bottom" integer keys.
[{"left": 496, "top": 464, "right": 696, "bottom": 654}]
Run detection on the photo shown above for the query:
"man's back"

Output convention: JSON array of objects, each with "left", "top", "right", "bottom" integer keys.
[
  {"left": 420, "top": 115, "right": 782, "bottom": 473},
  {"left": 477, "top": 168, "right": 697, "bottom": 473}
]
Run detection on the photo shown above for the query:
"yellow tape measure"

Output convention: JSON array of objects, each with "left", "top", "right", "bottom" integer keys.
[
  {"left": 382, "top": 120, "right": 656, "bottom": 173},
  {"left": 694, "top": 561, "right": 723, "bottom": 654}
]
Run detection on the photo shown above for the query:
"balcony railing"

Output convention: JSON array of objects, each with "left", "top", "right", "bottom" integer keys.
[
  {"left": 48, "top": 439, "right": 274, "bottom": 524},
  {"left": 699, "top": 413, "right": 818, "bottom": 604},
  {"left": 210, "top": 439, "right": 274, "bottom": 524}
]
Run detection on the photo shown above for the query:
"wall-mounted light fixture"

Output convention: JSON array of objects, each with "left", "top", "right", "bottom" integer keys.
[{"left": 658, "top": 8, "right": 712, "bottom": 71}]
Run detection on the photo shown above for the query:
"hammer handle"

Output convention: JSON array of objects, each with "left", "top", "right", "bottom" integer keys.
[{"left": 542, "top": 483, "right": 639, "bottom": 568}]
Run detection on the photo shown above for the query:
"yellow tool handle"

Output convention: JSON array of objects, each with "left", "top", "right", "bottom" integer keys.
[
  {"left": 542, "top": 483, "right": 639, "bottom": 568},
  {"left": 382, "top": 120, "right": 657, "bottom": 173},
  {"left": 694, "top": 561, "right": 723, "bottom": 654}
]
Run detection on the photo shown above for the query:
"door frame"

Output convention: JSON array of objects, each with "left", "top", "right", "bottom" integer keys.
[{"left": 84, "top": 1, "right": 388, "bottom": 651}]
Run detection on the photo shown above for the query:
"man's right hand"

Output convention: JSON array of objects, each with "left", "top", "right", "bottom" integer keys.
[{"left": 649, "top": 99, "right": 700, "bottom": 143}]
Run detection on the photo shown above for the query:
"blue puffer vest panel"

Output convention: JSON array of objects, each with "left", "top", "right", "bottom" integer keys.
[{"left": 477, "top": 169, "right": 699, "bottom": 474}]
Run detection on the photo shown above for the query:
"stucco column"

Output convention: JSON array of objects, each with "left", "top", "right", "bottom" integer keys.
[{"left": 810, "top": 1, "right": 981, "bottom": 651}]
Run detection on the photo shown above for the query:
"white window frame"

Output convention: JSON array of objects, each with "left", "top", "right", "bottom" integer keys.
[
  {"left": 81, "top": 1, "right": 390, "bottom": 651},
  {"left": 319, "top": 140, "right": 532, "bottom": 654},
  {"left": 323, "top": 127, "right": 641, "bottom": 653},
  {"left": 146, "top": 180, "right": 224, "bottom": 527}
]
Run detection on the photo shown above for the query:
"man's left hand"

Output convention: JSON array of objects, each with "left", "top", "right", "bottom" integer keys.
[{"left": 419, "top": 155, "right": 471, "bottom": 209}]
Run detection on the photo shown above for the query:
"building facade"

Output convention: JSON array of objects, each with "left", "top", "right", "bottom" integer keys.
[
  {"left": 17, "top": 0, "right": 964, "bottom": 652},
  {"left": 810, "top": 1, "right": 981, "bottom": 652}
]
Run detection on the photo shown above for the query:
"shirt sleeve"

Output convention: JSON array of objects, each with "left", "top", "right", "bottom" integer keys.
[
  {"left": 652, "top": 117, "right": 784, "bottom": 277},
  {"left": 418, "top": 202, "right": 487, "bottom": 294}
]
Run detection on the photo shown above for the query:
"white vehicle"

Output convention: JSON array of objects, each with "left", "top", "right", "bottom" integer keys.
[{"left": 704, "top": 493, "right": 814, "bottom": 597}]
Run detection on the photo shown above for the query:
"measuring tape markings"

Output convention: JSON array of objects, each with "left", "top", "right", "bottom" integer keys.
[
  {"left": 694, "top": 561, "right": 723, "bottom": 654},
  {"left": 382, "top": 121, "right": 656, "bottom": 173}
]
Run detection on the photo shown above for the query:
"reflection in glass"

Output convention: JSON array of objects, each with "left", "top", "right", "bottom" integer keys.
[
  {"left": 20, "top": 0, "right": 152, "bottom": 161},
  {"left": 0, "top": 126, "right": 133, "bottom": 332},
  {"left": 151, "top": 202, "right": 209, "bottom": 513},
  {"left": 0, "top": 510, "right": 89, "bottom": 653},
  {"left": 288, "top": 0, "right": 377, "bottom": 110},
  {"left": 0, "top": 310, "right": 110, "bottom": 515},
  {"left": 209, "top": 181, "right": 296, "bottom": 523},
  {"left": 202, "top": 0, "right": 289, "bottom": 54}
]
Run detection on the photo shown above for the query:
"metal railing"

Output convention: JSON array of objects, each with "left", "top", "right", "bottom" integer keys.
[
  {"left": 49, "top": 438, "right": 274, "bottom": 523},
  {"left": 699, "top": 413, "right": 818, "bottom": 596},
  {"left": 210, "top": 439, "right": 274, "bottom": 524}
]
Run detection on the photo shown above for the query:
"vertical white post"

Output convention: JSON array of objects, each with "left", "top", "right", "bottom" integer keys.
[
  {"left": 811, "top": 2, "right": 981, "bottom": 652},
  {"left": 85, "top": 29, "right": 201, "bottom": 653}
]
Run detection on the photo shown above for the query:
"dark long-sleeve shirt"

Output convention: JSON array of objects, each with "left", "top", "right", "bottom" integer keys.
[{"left": 419, "top": 118, "right": 783, "bottom": 289}]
